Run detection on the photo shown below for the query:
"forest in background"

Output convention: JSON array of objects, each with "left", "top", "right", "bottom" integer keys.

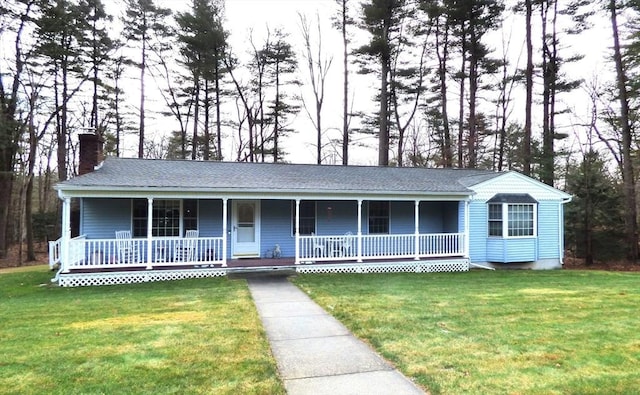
[{"left": 1, "top": 0, "right": 639, "bottom": 266}]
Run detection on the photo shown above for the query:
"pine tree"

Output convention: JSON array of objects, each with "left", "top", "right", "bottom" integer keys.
[
  {"left": 36, "top": 0, "right": 92, "bottom": 181},
  {"left": 358, "top": 0, "right": 407, "bottom": 166},
  {"left": 176, "top": 0, "right": 228, "bottom": 161},
  {"left": 123, "top": 0, "right": 171, "bottom": 158}
]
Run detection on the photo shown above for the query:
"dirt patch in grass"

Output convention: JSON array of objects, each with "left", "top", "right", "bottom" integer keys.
[
  {"left": 0, "top": 242, "right": 49, "bottom": 269},
  {"left": 563, "top": 257, "right": 640, "bottom": 271}
]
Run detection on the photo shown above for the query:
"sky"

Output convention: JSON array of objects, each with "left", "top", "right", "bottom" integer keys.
[
  {"left": 148, "top": 0, "right": 371, "bottom": 164},
  {"left": 110, "top": 0, "right": 616, "bottom": 166}
]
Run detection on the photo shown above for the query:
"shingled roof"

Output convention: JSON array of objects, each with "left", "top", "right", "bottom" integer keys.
[{"left": 56, "top": 157, "right": 504, "bottom": 196}]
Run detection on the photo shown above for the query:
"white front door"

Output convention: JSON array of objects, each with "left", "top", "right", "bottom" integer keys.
[{"left": 232, "top": 200, "right": 261, "bottom": 258}]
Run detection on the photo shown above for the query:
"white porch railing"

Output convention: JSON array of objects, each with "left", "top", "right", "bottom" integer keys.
[
  {"left": 299, "top": 232, "right": 465, "bottom": 262},
  {"left": 418, "top": 233, "right": 465, "bottom": 257},
  {"left": 362, "top": 234, "right": 416, "bottom": 259},
  {"left": 54, "top": 236, "right": 224, "bottom": 271},
  {"left": 48, "top": 238, "right": 62, "bottom": 269},
  {"left": 51, "top": 233, "right": 465, "bottom": 271}
]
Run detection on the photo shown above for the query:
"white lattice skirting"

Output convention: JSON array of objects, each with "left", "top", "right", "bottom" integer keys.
[
  {"left": 296, "top": 259, "right": 470, "bottom": 274},
  {"left": 56, "top": 259, "right": 469, "bottom": 286},
  {"left": 57, "top": 268, "right": 226, "bottom": 287}
]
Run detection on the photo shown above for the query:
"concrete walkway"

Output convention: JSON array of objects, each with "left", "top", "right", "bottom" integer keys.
[{"left": 247, "top": 276, "right": 426, "bottom": 395}]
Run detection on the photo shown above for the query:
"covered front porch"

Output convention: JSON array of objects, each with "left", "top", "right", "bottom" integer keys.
[
  {"left": 49, "top": 231, "right": 467, "bottom": 270},
  {"left": 49, "top": 195, "right": 470, "bottom": 286}
]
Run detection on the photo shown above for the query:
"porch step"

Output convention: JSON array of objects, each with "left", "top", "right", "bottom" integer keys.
[{"left": 227, "top": 265, "right": 297, "bottom": 279}]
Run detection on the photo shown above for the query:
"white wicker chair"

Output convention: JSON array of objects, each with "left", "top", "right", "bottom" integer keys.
[
  {"left": 115, "top": 230, "right": 140, "bottom": 264},
  {"left": 174, "top": 230, "right": 198, "bottom": 262},
  {"left": 311, "top": 232, "right": 326, "bottom": 258}
]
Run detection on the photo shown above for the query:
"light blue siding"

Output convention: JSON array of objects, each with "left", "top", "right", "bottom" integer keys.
[
  {"left": 391, "top": 201, "right": 413, "bottom": 233},
  {"left": 458, "top": 201, "right": 465, "bottom": 233},
  {"left": 468, "top": 200, "right": 488, "bottom": 262},
  {"left": 199, "top": 200, "right": 223, "bottom": 237},
  {"left": 317, "top": 201, "right": 358, "bottom": 234},
  {"left": 81, "top": 197, "right": 468, "bottom": 260},
  {"left": 81, "top": 198, "right": 131, "bottom": 238},
  {"left": 261, "top": 200, "right": 295, "bottom": 257},
  {"left": 487, "top": 238, "right": 537, "bottom": 262},
  {"left": 538, "top": 201, "right": 560, "bottom": 259},
  {"left": 443, "top": 202, "right": 458, "bottom": 232},
  {"left": 470, "top": 199, "right": 562, "bottom": 264},
  {"left": 418, "top": 201, "right": 458, "bottom": 233}
]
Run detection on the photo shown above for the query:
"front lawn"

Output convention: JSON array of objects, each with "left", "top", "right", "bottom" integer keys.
[
  {"left": 0, "top": 267, "right": 284, "bottom": 395},
  {"left": 293, "top": 270, "right": 640, "bottom": 394}
]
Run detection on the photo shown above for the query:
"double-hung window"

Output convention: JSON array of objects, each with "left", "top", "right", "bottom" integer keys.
[
  {"left": 368, "top": 201, "right": 390, "bottom": 234},
  {"left": 292, "top": 201, "right": 316, "bottom": 236},
  {"left": 132, "top": 199, "right": 198, "bottom": 237},
  {"left": 487, "top": 194, "right": 537, "bottom": 238}
]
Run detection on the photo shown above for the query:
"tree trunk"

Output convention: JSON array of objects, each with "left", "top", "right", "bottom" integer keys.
[
  {"left": 91, "top": 12, "right": 99, "bottom": 131},
  {"left": 214, "top": 59, "right": 222, "bottom": 160},
  {"left": 583, "top": 160, "right": 593, "bottom": 265},
  {"left": 523, "top": 0, "right": 533, "bottom": 176},
  {"left": 316, "top": 95, "right": 322, "bottom": 165},
  {"left": 341, "top": 0, "right": 349, "bottom": 166},
  {"left": 436, "top": 20, "right": 452, "bottom": 168},
  {"left": 467, "top": 27, "right": 478, "bottom": 169},
  {"left": 379, "top": 48, "right": 390, "bottom": 167},
  {"left": 25, "top": 93, "right": 37, "bottom": 262},
  {"left": 0, "top": 173, "right": 11, "bottom": 259},
  {"left": 192, "top": 75, "right": 200, "bottom": 160},
  {"left": 457, "top": 24, "right": 467, "bottom": 168},
  {"left": 610, "top": 0, "right": 638, "bottom": 262},
  {"left": 58, "top": 51, "right": 69, "bottom": 182},
  {"left": 273, "top": 59, "right": 281, "bottom": 163},
  {"left": 540, "top": 1, "right": 556, "bottom": 186},
  {"left": 138, "top": 23, "right": 147, "bottom": 159},
  {"left": 204, "top": 78, "right": 211, "bottom": 161}
]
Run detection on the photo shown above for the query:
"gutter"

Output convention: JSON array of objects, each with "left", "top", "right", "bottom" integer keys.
[{"left": 559, "top": 196, "right": 573, "bottom": 265}]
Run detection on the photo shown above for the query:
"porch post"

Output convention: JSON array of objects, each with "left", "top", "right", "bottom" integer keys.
[
  {"left": 61, "top": 197, "right": 71, "bottom": 273},
  {"left": 414, "top": 200, "right": 420, "bottom": 260},
  {"left": 357, "top": 199, "right": 363, "bottom": 262},
  {"left": 222, "top": 198, "right": 228, "bottom": 267},
  {"left": 464, "top": 199, "right": 470, "bottom": 258},
  {"left": 146, "top": 198, "right": 153, "bottom": 269},
  {"left": 295, "top": 199, "right": 300, "bottom": 264}
]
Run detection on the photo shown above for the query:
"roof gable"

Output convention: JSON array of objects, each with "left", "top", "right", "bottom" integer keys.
[{"left": 468, "top": 171, "right": 571, "bottom": 201}]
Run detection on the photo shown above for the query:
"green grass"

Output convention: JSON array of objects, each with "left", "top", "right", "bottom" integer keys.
[
  {"left": 0, "top": 267, "right": 284, "bottom": 395},
  {"left": 293, "top": 270, "right": 640, "bottom": 394}
]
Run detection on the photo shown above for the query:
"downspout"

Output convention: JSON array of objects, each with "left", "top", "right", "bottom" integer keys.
[
  {"left": 463, "top": 195, "right": 493, "bottom": 270},
  {"left": 357, "top": 200, "right": 363, "bottom": 263},
  {"left": 469, "top": 262, "right": 495, "bottom": 270},
  {"left": 464, "top": 198, "right": 470, "bottom": 259},
  {"left": 295, "top": 199, "right": 300, "bottom": 265},
  {"left": 414, "top": 200, "right": 420, "bottom": 261},
  {"left": 559, "top": 196, "right": 573, "bottom": 265}
]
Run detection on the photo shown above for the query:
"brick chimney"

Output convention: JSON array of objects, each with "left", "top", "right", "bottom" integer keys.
[{"left": 78, "top": 133, "right": 104, "bottom": 175}]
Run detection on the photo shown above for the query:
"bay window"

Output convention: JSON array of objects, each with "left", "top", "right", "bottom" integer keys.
[{"left": 487, "top": 194, "right": 537, "bottom": 238}]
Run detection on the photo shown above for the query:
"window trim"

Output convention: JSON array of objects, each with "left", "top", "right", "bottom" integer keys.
[
  {"left": 292, "top": 201, "right": 317, "bottom": 236},
  {"left": 368, "top": 201, "right": 390, "bottom": 235},
  {"left": 131, "top": 199, "right": 198, "bottom": 238},
  {"left": 487, "top": 202, "right": 537, "bottom": 239}
]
